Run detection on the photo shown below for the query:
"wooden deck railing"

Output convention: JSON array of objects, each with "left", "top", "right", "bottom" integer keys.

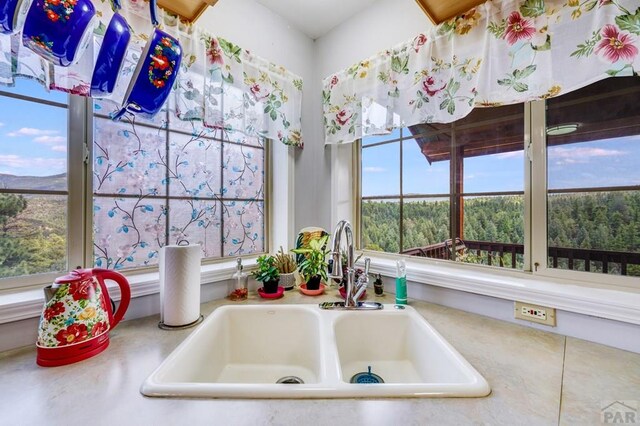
[{"left": 402, "top": 240, "right": 640, "bottom": 276}]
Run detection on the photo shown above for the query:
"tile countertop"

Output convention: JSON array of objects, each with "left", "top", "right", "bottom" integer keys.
[{"left": 1, "top": 291, "right": 639, "bottom": 426}]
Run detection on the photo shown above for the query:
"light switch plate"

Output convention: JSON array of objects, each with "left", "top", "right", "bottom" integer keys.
[{"left": 514, "top": 301, "right": 556, "bottom": 326}]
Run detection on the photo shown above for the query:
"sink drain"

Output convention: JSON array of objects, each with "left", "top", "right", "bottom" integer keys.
[
  {"left": 276, "top": 376, "right": 304, "bottom": 384},
  {"left": 350, "top": 366, "right": 384, "bottom": 384}
]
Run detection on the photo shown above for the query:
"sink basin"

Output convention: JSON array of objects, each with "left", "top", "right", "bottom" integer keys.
[{"left": 141, "top": 304, "right": 490, "bottom": 398}]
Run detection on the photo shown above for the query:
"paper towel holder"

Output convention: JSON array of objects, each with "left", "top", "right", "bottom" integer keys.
[
  {"left": 158, "top": 243, "right": 204, "bottom": 331},
  {"left": 158, "top": 315, "right": 204, "bottom": 330}
]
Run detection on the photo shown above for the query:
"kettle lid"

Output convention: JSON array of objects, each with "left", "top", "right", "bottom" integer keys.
[{"left": 54, "top": 269, "right": 93, "bottom": 284}]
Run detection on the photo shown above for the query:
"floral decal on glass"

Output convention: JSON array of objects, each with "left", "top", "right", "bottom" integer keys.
[
  {"left": 323, "top": 0, "right": 640, "bottom": 145},
  {"left": 223, "top": 200, "right": 264, "bottom": 257},
  {"left": 93, "top": 101, "right": 266, "bottom": 270}
]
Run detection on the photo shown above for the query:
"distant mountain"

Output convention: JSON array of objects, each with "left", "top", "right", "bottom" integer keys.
[{"left": 0, "top": 173, "right": 67, "bottom": 191}]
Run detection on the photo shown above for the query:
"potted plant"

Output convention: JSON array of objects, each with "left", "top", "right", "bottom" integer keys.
[
  {"left": 292, "top": 234, "right": 330, "bottom": 290},
  {"left": 274, "top": 246, "right": 297, "bottom": 290},
  {"left": 252, "top": 254, "right": 280, "bottom": 293}
]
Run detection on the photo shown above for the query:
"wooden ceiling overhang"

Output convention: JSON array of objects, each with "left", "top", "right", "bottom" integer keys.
[
  {"left": 409, "top": 78, "right": 640, "bottom": 164},
  {"left": 157, "top": 0, "right": 218, "bottom": 23},
  {"left": 414, "top": 0, "right": 488, "bottom": 24}
]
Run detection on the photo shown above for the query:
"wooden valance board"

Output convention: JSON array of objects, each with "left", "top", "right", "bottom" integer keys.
[
  {"left": 158, "top": 0, "right": 218, "bottom": 23},
  {"left": 414, "top": 0, "right": 487, "bottom": 24}
]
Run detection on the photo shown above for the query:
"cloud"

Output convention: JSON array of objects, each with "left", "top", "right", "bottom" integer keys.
[
  {"left": 495, "top": 151, "right": 524, "bottom": 159},
  {"left": 550, "top": 147, "right": 626, "bottom": 165},
  {"left": 363, "top": 166, "right": 387, "bottom": 173},
  {"left": 0, "top": 155, "right": 65, "bottom": 170},
  {"left": 51, "top": 145, "right": 67, "bottom": 152},
  {"left": 7, "top": 127, "right": 59, "bottom": 137},
  {"left": 0, "top": 122, "right": 4, "bottom": 127},
  {"left": 34, "top": 135, "right": 66, "bottom": 144}
]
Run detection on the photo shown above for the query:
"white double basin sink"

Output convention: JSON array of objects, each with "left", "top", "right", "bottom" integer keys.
[{"left": 141, "top": 304, "right": 490, "bottom": 398}]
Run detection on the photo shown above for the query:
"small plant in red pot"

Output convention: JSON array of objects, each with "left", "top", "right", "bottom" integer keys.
[
  {"left": 252, "top": 255, "right": 280, "bottom": 294},
  {"left": 292, "top": 235, "right": 330, "bottom": 291}
]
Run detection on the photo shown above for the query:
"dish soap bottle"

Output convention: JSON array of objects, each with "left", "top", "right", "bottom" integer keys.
[
  {"left": 229, "top": 257, "right": 248, "bottom": 301},
  {"left": 395, "top": 259, "right": 407, "bottom": 305}
]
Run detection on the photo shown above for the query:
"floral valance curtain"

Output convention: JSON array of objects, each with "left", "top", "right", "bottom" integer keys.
[
  {"left": 322, "top": 0, "right": 640, "bottom": 144},
  {"left": 0, "top": 0, "right": 304, "bottom": 147}
]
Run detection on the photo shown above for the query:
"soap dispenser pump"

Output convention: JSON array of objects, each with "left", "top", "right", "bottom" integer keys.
[
  {"left": 229, "top": 257, "right": 248, "bottom": 301},
  {"left": 395, "top": 259, "right": 407, "bottom": 305}
]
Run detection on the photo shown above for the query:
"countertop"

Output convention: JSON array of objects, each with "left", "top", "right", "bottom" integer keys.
[{"left": 1, "top": 290, "right": 639, "bottom": 426}]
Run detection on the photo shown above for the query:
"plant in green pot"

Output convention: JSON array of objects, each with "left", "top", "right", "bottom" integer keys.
[
  {"left": 291, "top": 235, "right": 330, "bottom": 291},
  {"left": 252, "top": 255, "right": 280, "bottom": 294}
]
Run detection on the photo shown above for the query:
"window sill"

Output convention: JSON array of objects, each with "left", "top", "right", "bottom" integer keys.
[
  {"left": 0, "top": 257, "right": 258, "bottom": 325},
  {"left": 361, "top": 252, "right": 640, "bottom": 325}
]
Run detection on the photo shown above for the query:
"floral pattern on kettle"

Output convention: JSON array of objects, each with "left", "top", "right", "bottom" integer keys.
[{"left": 37, "top": 280, "right": 110, "bottom": 348}]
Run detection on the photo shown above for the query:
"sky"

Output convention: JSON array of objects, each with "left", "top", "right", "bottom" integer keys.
[
  {"left": 0, "top": 79, "right": 68, "bottom": 177},
  {"left": 362, "top": 133, "right": 640, "bottom": 198},
  {"left": 2, "top": 78, "right": 640, "bottom": 195}
]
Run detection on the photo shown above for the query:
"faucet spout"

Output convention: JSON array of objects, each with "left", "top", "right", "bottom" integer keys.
[{"left": 330, "top": 220, "right": 363, "bottom": 308}]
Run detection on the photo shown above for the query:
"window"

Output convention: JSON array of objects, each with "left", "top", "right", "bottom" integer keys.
[
  {"left": 544, "top": 77, "right": 640, "bottom": 277},
  {"left": 361, "top": 104, "right": 525, "bottom": 270},
  {"left": 0, "top": 82, "right": 267, "bottom": 287},
  {"left": 0, "top": 80, "right": 74, "bottom": 280},
  {"left": 360, "top": 77, "right": 640, "bottom": 281},
  {"left": 93, "top": 98, "right": 266, "bottom": 270}
]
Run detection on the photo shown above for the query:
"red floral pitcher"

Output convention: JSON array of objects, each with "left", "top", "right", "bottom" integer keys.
[{"left": 36, "top": 268, "right": 131, "bottom": 367}]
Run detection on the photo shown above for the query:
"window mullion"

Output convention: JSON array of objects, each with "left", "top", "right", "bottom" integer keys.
[
  {"left": 67, "top": 95, "right": 88, "bottom": 269},
  {"left": 529, "top": 100, "right": 547, "bottom": 274}
]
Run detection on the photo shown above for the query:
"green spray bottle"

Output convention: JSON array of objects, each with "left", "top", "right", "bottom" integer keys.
[{"left": 395, "top": 259, "right": 407, "bottom": 305}]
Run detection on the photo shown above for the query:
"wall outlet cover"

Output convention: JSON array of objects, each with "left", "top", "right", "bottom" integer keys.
[{"left": 514, "top": 301, "right": 556, "bottom": 326}]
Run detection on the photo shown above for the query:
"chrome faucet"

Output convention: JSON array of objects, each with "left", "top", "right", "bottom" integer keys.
[{"left": 328, "top": 220, "right": 370, "bottom": 308}]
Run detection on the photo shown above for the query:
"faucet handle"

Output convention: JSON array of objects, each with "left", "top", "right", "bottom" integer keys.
[
  {"left": 363, "top": 257, "right": 371, "bottom": 277},
  {"left": 328, "top": 252, "right": 342, "bottom": 279}
]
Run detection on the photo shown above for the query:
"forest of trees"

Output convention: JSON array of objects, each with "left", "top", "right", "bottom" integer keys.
[
  {"left": 0, "top": 194, "right": 66, "bottom": 279},
  {"left": 362, "top": 192, "right": 640, "bottom": 276},
  {"left": 1, "top": 187, "right": 639, "bottom": 279}
]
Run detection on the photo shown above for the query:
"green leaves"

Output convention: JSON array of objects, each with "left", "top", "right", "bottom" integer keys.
[
  {"left": 488, "top": 20, "right": 507, "bottom": 39},
  {"left": 218, "top": 38, "right": 242, "bottom": 63},
  {"left": 616, "top": 8, "right": 640, "bottom": 35},
  {"left": 291, "top": 235, "right": 330, "bottom": 281},
  {"left": 532, "top": 35, "right": 551, "bottom": 51},
  {"left": 391, "top": 54, "right": 409, "bottom": 75},
  {"left": 520, "top": 0, "right": 545, "bottom": 17},
  {"left": 252, "top": 255, "right": 280, "bottom": 282},
  {"left": 497, "top": 65, "right": 537, "bottom": 93},
  {"left": 570, "top": 30, "right": 602, "bottom": 58}
]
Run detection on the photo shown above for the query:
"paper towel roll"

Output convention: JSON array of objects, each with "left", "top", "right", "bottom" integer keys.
[{"left": 160, "top": 244, "right": 202, "bottom": 327}]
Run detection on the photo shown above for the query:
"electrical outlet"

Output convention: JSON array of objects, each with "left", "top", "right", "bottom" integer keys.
[{"left": 514, "top": 302, "right": 556, "bottom": 326}]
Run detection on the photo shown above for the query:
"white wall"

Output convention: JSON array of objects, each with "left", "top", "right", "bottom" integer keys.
[
  {"left": 199, "top": 0, "right": 321, "bottom": 241},
  {"left": 311, "top": 0, "right": 433, "bottom": 230}
]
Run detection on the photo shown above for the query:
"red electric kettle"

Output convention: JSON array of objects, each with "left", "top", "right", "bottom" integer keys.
[{"left": 36, "top": 268, "right": 131, "bottom": 367}]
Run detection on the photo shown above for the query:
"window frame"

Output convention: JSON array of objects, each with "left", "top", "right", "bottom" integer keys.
[
  {"left": 0, "top": 90, "right": 272, "bottom": 292},
  {"left": 357, "top": 96, "right": 640, "bottom": 290}
]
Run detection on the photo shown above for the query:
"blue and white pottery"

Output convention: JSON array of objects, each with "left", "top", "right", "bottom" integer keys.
[
  {"left": 0, "top": 0, "right": 30, "bottom": 34},
  {"left": 22, "top": 0, "right": 95, "bottom": 67},
  {"left": 113, "top": 0, "right": 182, "bottom": 120},
  {"left": 90, "top": 0, "right": 130, "bottom": 98}
]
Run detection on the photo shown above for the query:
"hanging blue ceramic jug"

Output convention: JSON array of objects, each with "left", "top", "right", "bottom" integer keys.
[
  {"left": 22, "top": 0, "right": 96, "bottom": 67},
  {"left": 90, "top": 0, "right": 131, "bottom": 98},
  {"left": 112, "top": 0, "right": 182, "bottom": 120}
]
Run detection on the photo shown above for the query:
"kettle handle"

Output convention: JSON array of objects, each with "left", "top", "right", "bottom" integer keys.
[{"left": 93, "top": 268, "right": 131, "bottom": 329}]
